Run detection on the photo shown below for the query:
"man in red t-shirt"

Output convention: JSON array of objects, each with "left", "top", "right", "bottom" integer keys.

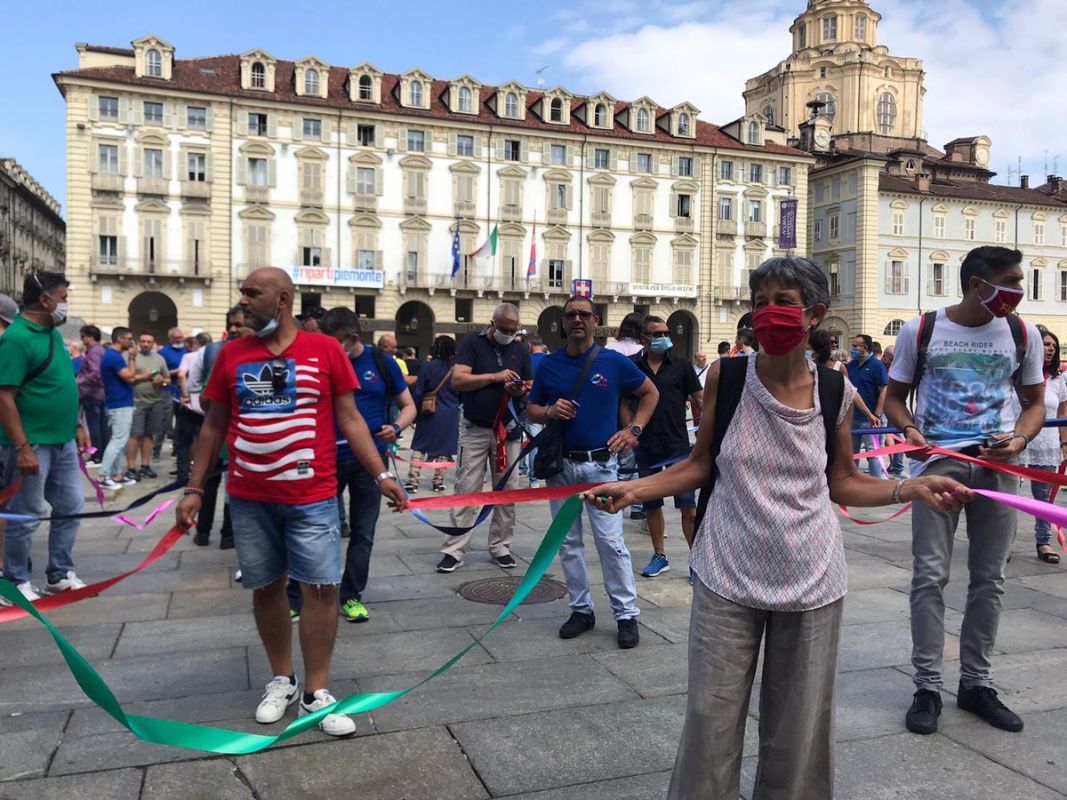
[{"left": 176, "top": 267, "right": 404, "bottom": 737}]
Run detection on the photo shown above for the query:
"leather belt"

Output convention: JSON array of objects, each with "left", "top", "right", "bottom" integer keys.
[{"left": 565, "top": 448, "right": 612, "bottom": 463}]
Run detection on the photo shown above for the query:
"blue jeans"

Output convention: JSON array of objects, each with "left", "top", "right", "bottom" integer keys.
[
  {"left": 80, "top": 396, "right": 109, "bottom": 456},
  {"left": 617, "top": 448, "right": 644, "bottom": 515},
  {"left": 1029, "top": 468, "right": 1056, "bottom": 546},
  {"left": 547, "top": 456, "right": 639, "bottom": 621},
  {"left": 2, "top": 441, "right": 85, "bottom": 584},
  {"left": 100, "top": 406, "right": 133, "bottom": 478},
  {"left": 851, "top": 433, "right": 886, "bottom": 478},
  {"left": 229, "top": 497, "right": 341, "bottom": 591}
]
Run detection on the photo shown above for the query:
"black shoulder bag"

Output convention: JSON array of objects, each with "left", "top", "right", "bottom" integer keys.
[{"left": 532, "top": 345, "right": 601, "bottom": 480}]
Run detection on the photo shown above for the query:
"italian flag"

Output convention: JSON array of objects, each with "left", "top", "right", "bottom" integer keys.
[{"left": 470, "top": 224, "right": 498, "bottom": 259}]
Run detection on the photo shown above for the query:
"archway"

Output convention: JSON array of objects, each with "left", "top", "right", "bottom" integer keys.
[
  {"left": 128, "top": 291, "right": 178, "bottom": 343},
  {"left": 736, "top": 312, "right": 753, "bottom": 330},
  {"left": 395, "top": 300, "right": 434, "bottom": 357},
  {"left": 537, "top": 306, "right": 566, "bottom": 350},
  {"left": 666, "top": 310, "right": 699, "bottom": 362}
]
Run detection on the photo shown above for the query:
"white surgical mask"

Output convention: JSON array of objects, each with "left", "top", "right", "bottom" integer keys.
[
  {"left": 254, "top": 298, "right": 282, "bottom": 339},
  {"left": 493, "top": 329, "right": 515, "bottom": 346},
  {"left": 50, "top": 302, "right": 69, "bottom": 326}
]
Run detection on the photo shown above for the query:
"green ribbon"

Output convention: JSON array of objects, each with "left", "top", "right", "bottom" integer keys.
[{"left": 0, "top": 495, "right": 584, "bottom": 755}]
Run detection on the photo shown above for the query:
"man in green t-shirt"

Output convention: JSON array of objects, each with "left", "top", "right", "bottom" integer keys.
[
  {"left": 0, "top": 271, "right": 90, "bottom": 604},
  {"left": 125, "top": 332, "right": 170, "bottom": 480}
]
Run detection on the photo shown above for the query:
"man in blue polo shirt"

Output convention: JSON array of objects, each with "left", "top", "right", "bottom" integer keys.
[
  {"left": 287, "top": 307, "right": 416, "bottom": 623},
  {"left": 528, "top": 296, "right": 658, "bottom": 649},
  {"left": 847, "top": 333, "right": 889, "bottom": 478}
]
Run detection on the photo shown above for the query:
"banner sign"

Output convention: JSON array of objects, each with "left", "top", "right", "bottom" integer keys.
[
  {"left": 287, "top": 266, "right": 385, "bottom": 289},
  {"left": 778, "top": 199, "right": 798, "bottom": 250},
  {"left": 629, "top": 283, "right": 698, "bottom": 298},
  {"left": 572, "top": 278, "right": 593, "bottom": 298}
]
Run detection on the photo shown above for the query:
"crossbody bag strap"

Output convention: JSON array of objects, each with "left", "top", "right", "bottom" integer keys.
[
  {"left": 567, "top": 344, "right": 601, "bottom": 403},
  {"left": 427, "top": 367, "right": 452, "bottom": 397},
  {"left": 23, "top": 330, "right": 57, "bottom": 384}
]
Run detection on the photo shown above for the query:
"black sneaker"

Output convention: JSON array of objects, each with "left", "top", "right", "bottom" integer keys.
[
  {"left": 192, "top": 530, "right": 210, "bottom": 547},
  {"left": 436, "top": 554, "right": 462, "bottom": 573},
  {"left": 617, "top": 618, "right": 640, "bottom": 649},
  {"left": 494, "top": 553, "right": 517, "bottom": 569},
  {"left": 139, "top": 466, "right": 158, "bottom": 479},
  {"left": 123, "top": 469, "right": 140, "bottom": 483},
  {"left": 905, "top": 688, "right": 943, "bottom": 734},
  {"left": 957, "top": 682, "right": 1024, "bottom": 732},
  {"left": 340, "top": 522, "right": 350, "bottom": 539},
  {"left": 558, "top": 611, "right": 595, "bottom": 639},
  {"left": 219, "top": 535, "right": 235, "bottom": 551}
]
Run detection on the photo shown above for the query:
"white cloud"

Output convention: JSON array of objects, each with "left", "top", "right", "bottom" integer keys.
[
  {"left": 561, "top": 0, "right": 1067, "bottom": 183},
  {"left": 532, "top": 38, "right": 570, "bottom": 58}
]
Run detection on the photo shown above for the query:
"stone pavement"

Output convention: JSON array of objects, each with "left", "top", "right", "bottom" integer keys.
[{"left": 3, "top": 457, "right": 1067, "bottom": 799}]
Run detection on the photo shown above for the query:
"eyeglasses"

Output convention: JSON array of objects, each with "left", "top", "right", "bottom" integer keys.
[
  {"left": 269, "top": 357, "right": 289, "bottom": 394},
  {"left": 562, "top": 310, "right": 594, "bottom": 321},
  {"left": 648, "top": 331, "right": 670, "bottom": 339}
]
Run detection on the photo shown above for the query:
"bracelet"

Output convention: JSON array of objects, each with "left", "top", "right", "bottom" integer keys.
[
  {"left": 891, "top": 478, "right": 909, "bottom": 504},
  {"left": 1013, "top": 433, "right": 1032, "bottom": 447},
  {"left": 13, "top": 441, "right": 30, "bottom": 452},
  {"left": 903, "top": 424, "right": 920, "bottom": 436},
  {"left": 182, "top": 487, "right": 205, "bottom": 497}
]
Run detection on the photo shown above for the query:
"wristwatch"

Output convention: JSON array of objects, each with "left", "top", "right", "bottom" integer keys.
[
  {"left": 374, "top": 470, "right": 396, "bottom": 485},
  {"left": 628, "top": 424, "right": 643, "bottom": 438}
]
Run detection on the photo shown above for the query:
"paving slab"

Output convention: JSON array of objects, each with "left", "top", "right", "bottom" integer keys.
[
  {"left": 235, "top": 727, "right": 488, "bottom": 800},
  {"left": 472, "top": 616, "right": 669, "bottom": 662},
  {"left": 841, "top": 587, "right": 910, "bottom": 626},
  {"left": 101, "top": 567, "right": 232, "bottom": 597},
  {"left": 166, "top": 587, "right": 252, "bottom": 619},
  {"left": 451, "top": 695, "right": 686, "bottom": 796},
  {"left": 2, "top": 593, "right": 169, "bottom": 632},
  {"left": 367, "top": 594, "right": 516, "bottom": 631},
  {"left": 0, "top": 624, "right": 121, "bottom": 668},
  {"left": 593, "top": 643, "right": 689, "bottom": 699},
  {"left": 837, "top": 617, "right": 961, "bottom": 674},
  {"left": 0, "top": 711, "right": 68, "bottom": 781},
  {"left": 0, "top": 768, "right": 143, "bottom": 799},
  {"left": 831, "top": 666, "right": 920, "bottom": 742},
  {"left": 142, "top": 758, "right": 255, "bottom": 800},
  {"left": 361, "top": 568, "right": 501, "bottom": 603},
  {"left": 841, "top": 552, "right": 915, "bottom": 591},
  {"left": 500, "top": 770, "right": 672, "bottom": 800},
  {"left": 114, "top": 614, "right": 261, "bottom": 658}
]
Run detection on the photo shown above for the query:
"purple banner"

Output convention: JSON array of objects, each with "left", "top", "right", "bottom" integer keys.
[{"left": 778, "top": 199, "right": 798, "bottom": 250}]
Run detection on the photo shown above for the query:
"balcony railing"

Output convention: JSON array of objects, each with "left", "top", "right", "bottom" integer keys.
[
  {"left": 354, "top": 193, "right": 378, "bottom": 212},
  {"left": 717, "top": 219, "right": 738, "bottom": 236},
  {"left": 633, "top": 213, "right": 653, "bottom": 231},
  {"left": 404, "top": 197, "right": 427, "bottom": 215},
  {"left": 453, "top": 200, "right": 476, "bottom": 218},
  {"left": 591, "top": 210, "right": 612, "bottom": 228},
  {"left": 499, "top": 203, "right": 523, "bottom": 222},
  {"left": 180, "top": 180, "right": 211, "bottom": 199},
  {"left": 674, "top": 216, "right": 695, "bottom": 233},
  {"left": 300, "top": 188, "right": 324, "bottom": 207},
  {"left": 546, "top": 207, "right": 568, "bottom": 225},
  {"left": 91, "top": 258, "right": 211, "bottom": 279},
  {"left": 245, "top": 185, "right": 269, "bottom": 203},
  {"left": 745, "top": 221, "right": 767, "bottom": 238},
  {"left": 137, "top": 177, "right": 168, "bottom": 196},
  {"left": 91, "top": 173, "right": 123, "bottom": 193}
]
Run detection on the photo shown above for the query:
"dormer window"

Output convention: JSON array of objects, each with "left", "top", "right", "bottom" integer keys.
[
  {"left": 678, "top": 112, "right": 690, "bottom": 135},
  {"left": 359, "top": 75, "right": 373, "bottom": 100},
  {"left": 458, "top": 86, "right": 473, "bottom": 113},
  {"left": 550, "top": 98, "right": 563, "bottom": 122},
  {"left": 594, "top": 103, "right": 607, "bottom": 127},
  {"left": 747, "top": 121, "right": 761, "bottom": 145},
  {"left": 636, "top": 108, "right": 650, "bottom": 132},
  {"left": 823, "top": 15, "right": 837, "bottom": 42},
  {"left": 505, "top": 92, "right": 519, "bottom": 118},
  {"left": 146, "top": 49, "right": 162, "bottom": 77},
  {"left": 304, "top": 68, "right": 319, "bottom": 96},
  {"left": 409, "top": 81, "right": 423, "bottom": 107},
  {"left": 762, "top": 105, "right": 774, "bottom": 126},
  {"left": 251, "top": 62, "right": 266, "bottom": 89}
]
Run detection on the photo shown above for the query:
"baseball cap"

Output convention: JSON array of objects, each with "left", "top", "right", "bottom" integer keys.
[
  {"left": 296, "top": 306, "right": 325, "bottom": 322},
  {"left": 0, "top": 294, "right": 18, "bottom": 325}
]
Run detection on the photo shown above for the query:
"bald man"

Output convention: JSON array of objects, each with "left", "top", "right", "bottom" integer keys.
[{"left": 176, "top": 267, "right": 405, "bottom": 737}]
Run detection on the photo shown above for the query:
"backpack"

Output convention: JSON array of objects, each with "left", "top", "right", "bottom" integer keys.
[
  {"left": 913, "top": 310, "right": 1028, "bottom": 388},
  {"left": 368, "top": 346, "right": 401, "bottom": 398},
  {"left": 694, "top": 356, "right": 845, "bottom": 529}
]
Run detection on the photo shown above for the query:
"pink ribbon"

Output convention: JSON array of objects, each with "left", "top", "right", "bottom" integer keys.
[
  {"left": 78, "top": 454, "right": 106, "bottom": 509},
  {"left": 973, "top": 488, "right": 1067, "bottom": 530},
  {"left": 111, "top": 498, "right": 176, "bottom": 531}
]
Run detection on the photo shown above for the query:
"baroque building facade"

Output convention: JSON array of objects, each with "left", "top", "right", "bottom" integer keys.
[
  {"left": 55, "top": 36, "right": 811, "bottom": 352},
  {"left": 0, "top": 159, "right": 66, "bottom": 296}
]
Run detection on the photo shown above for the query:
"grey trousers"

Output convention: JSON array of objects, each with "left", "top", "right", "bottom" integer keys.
[
  {"left": 910, "top": 456, "right": 1017, "bottom": 690},
  {"left": 442, "top": 423, "right": 520, "bottom": 559},
  {"left": 668, "top": 580, "right": 843, "bottom": 800}
]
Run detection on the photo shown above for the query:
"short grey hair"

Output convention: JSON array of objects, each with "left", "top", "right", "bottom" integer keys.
[
  {"left": 748, "top": 256, "right": 830, "bottom": 310},
  {"left": 168, "top": 326, "right": 183, "bottom": 337},
  {"left": 492, "top": 302, "right": 519, "bottom": 322}
]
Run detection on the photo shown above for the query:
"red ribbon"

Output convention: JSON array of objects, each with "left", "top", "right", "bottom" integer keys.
[
  {"left": 390, "top": 453, "right": 457, "bottom": 470},
  {"left": 838, "top": 503, "right": 913, "bottom": 525},
  {"left": 0, "top": 477, "right": 24, "bottom": 507}
]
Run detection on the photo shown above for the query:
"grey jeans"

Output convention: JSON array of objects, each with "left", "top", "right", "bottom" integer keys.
[
  {"left": 669, "top": 580, "right": 843, "bottom": 800},
  {"left": 910, "top": 456, "right": 1017, "bottom": 690}
]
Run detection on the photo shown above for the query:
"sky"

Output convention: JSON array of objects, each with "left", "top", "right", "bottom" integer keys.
[{"left": 1, "top": 0, "right": 1063, "bottom": 216}]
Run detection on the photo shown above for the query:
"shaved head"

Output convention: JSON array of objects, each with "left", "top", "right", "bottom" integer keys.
[{"left": 239, "top": 267, "right": 295, "bottom": 338}]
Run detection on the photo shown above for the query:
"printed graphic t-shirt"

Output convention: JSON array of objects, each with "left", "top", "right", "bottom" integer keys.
[
  {"left": 889, "top": 309, "right": 1043, "bottom": 475},
  {"left": 203, "top": 331, "right": 359, "bottom": 504}
]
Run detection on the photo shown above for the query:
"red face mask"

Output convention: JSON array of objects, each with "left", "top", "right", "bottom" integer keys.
[
  {"left": 978, "top": 279, "right": 1024, "bottom": 318},
  {"left": 752, "top": 304, "right": 810, "bottom": 356}
]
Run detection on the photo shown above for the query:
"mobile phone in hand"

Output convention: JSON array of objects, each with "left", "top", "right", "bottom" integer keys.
[{"left": 987, "top": 437, "right": 1012, "bottom": 449}]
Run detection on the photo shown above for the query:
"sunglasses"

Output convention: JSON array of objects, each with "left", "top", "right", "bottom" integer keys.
[
  {"left": 269, "top": 357, "right": 290, "bottom": 394},
  {"left": 562, "top": 310, "right": 594, "bottom": 321}
]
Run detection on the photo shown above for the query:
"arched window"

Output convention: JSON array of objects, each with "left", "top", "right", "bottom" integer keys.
[
  {"left": 505, "top": 91, "right": 519, "bottom": 117},
  {"left": 304, "top": 68, "right": 319, "bottom": 95},
  {"left": 409, "top": 80, "right": 423, "bottom": 107},
  {"left": 358, "top": 74, "right": 373, "bottom": 101},
  {"left": 636, "top": 108, "right": 649, "bottom": 132},
  {"left": 883, "top": 319, "right": 905, "bottom": 337},
  {"left": 594, "top": 103, "right": 608, "bottom": 127},
  {"left": 678, "top": 112, "right": 690, "bottom": 135},
  {"left": 747, "top": 121, "right": 760, "bottom": 144},
  {"left": 814, "top": 92, "right": 836, "bottom": 120},
  {"left": 251, "top": 62, "right": 266, "bottom": 89},
  {"left": 458, "top": 86, "right": 473, "bottom": 113},
  {"left": 877, "top": 92, "right": 897, "bottom": 135},
  {"left": 855, "top": 13, "right": 867, "bottom": 40},
  {"left": 146, "top": 49, "right": 162, "bottom": 77},
  {"left": 762, "top": 104, "right": 774, "bottom": 126},
  {"left": 550, "top": 97, "right": 563, "bottom": 122}
]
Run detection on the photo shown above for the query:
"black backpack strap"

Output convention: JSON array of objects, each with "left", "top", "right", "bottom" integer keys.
[
  {"left": 694, "top": 356, "right": 748, "bottom": 529},
  {"left": 1006, "top": 314, "right": 1028, "bottom": 386},
  {"left": 22, "top": 330, "right": 57, "bottom": 384},
  {"left": 913, "top": 310, "right": 937, "bottom": 389},
  {"left": 369, "top": 346, "right": 399, "bottom": 397},
  {"left": 816, "top": 364, "right": 845, "bottom": 476}
]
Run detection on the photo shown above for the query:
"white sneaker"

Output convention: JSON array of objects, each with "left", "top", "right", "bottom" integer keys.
[
  {"left": 255, "top": 676, "right": 298, "bottom": 724},
  {"left": 99, "top": 478, "right": 122, "bottom": 490},
  {"left": 0, "top": 581, "right": 42, "bottom": 607},
  {"left": 44, "top": 571, "right": 88, "bottom": 594},
  {"left": 299, "top": 689, "right": 356, "bottom": 737}
]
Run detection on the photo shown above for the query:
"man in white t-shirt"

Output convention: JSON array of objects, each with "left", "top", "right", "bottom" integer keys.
[{"left": 886, "top": 246, "right": 1044, "bottom": 737}]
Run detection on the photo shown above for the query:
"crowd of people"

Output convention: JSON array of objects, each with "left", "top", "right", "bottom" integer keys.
[{"left": 0, "top": 244, "right": 1065, "bottom": 798}]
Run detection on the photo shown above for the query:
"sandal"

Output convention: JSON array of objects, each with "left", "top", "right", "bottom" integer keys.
[{"left": 1037, "top": 545, "right": 1061, "bottom": 564}]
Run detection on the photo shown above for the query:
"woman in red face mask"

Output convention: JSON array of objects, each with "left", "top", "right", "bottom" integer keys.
[{"left": 582, "top": 256, "right": 972, "bottom": 800}]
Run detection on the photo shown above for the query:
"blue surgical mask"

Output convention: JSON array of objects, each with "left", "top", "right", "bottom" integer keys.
[
  {"left": 849, "top": 347, "right": 863, "bottom": 361},
  {"left": 254, "top": 298, "right": 282, "bottom": 339},
  {"left": 650, "top": 337, "right": 673, "bottom": 354}
]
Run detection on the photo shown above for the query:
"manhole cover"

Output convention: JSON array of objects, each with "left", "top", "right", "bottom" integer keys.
[{"left": 458, "top": 576, "right": 568, "bottom": 605}]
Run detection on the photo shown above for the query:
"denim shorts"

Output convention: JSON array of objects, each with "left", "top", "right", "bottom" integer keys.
[
  {"left": 228, "top": 497, "right": 341, "bottom": 590},
  {"left": 636, "top": 449, "right": 696, "bottom": 510}
]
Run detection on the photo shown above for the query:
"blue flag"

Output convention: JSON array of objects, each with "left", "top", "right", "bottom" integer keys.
[{"left": 450, "top": 220, "right": 461, "bottom": 278}]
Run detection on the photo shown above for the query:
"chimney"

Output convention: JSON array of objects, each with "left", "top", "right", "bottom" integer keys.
[
  {"left": 916, "top": 172, "right": 931, "bottom": 192},
  {"left": 1049, "top": 175, "right": 1063, "bottom": 194},
  {"left": 1020, "top": 175, "right": 1030, "bottom": 190}
]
